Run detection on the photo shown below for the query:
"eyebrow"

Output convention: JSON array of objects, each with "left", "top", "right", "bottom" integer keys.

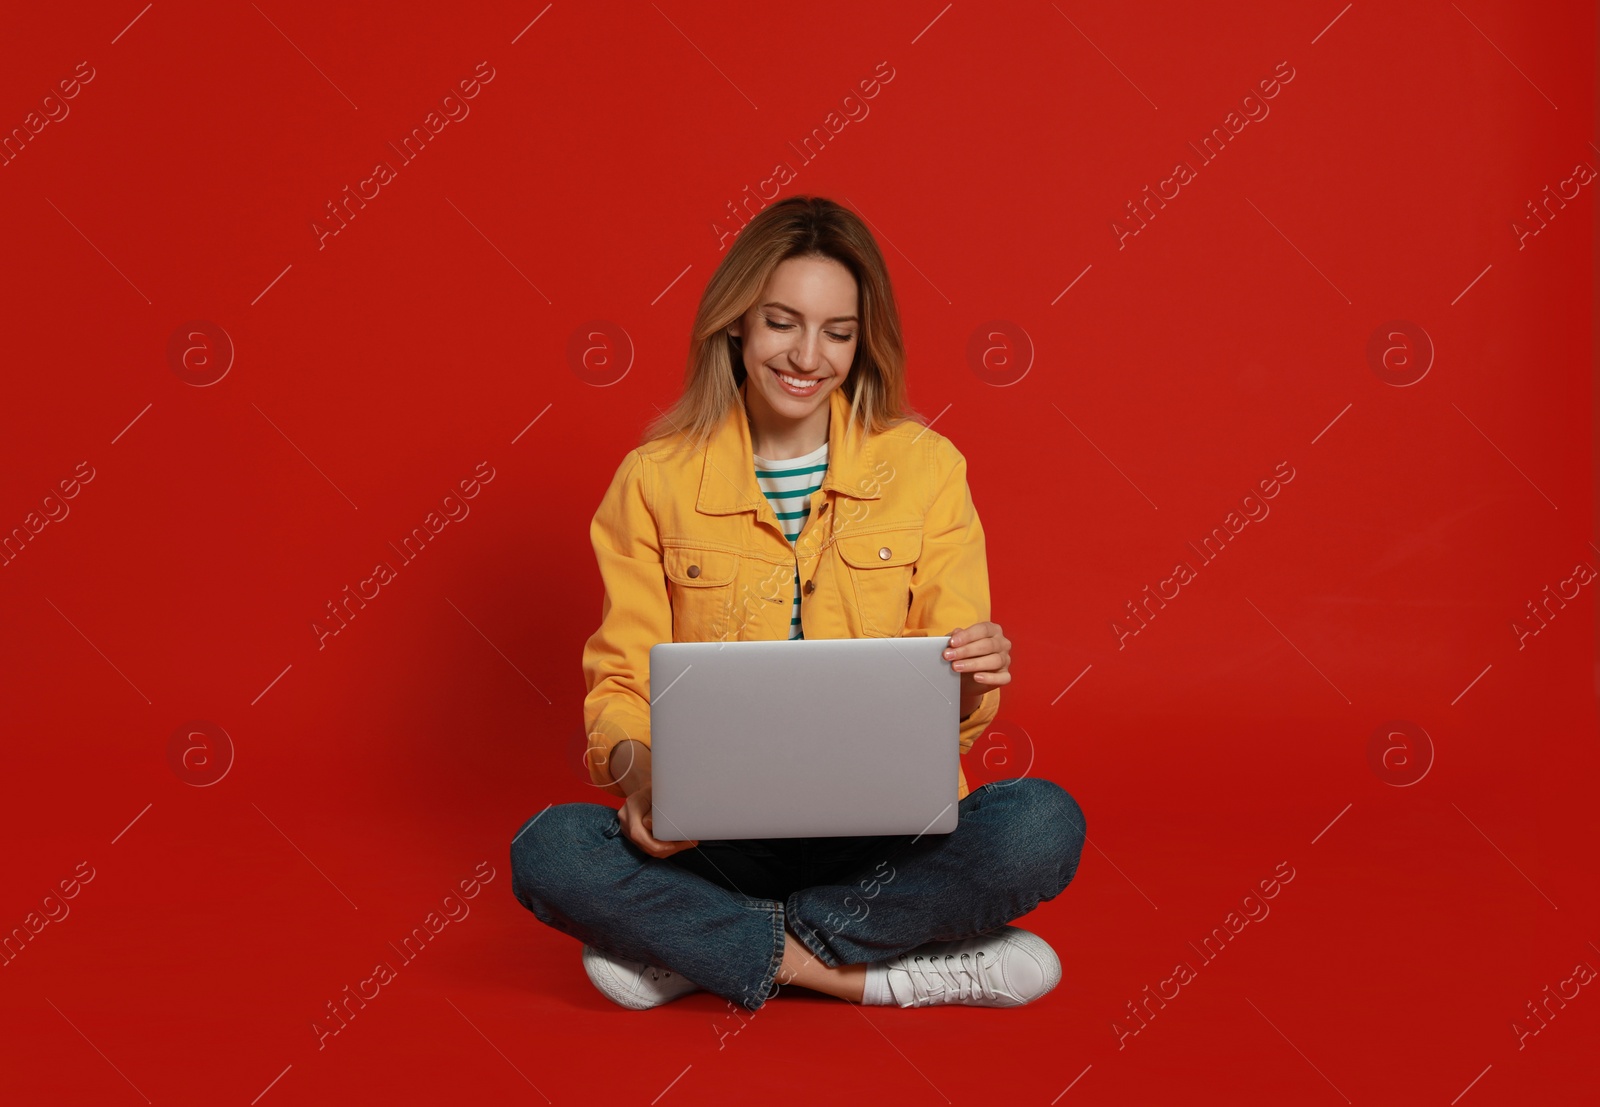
[{"left": 761, "top": 301, "right": 859, "bottom": 324}]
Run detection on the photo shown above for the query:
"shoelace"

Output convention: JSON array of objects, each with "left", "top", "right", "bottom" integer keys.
[
  {"left": 892, "top": 950, "right": 999, "bottom": 1006},
  {"left": 634, "top": 963, "right": 679, "bottom": 988}
]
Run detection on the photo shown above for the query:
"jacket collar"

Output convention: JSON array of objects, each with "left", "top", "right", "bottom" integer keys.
[{"left": 695, "top": 376, "right": 881, "bottom": 516}]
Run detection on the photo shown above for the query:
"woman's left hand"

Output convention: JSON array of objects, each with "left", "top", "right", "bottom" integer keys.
[{"left": 945, "top": 621, "right": 1011, "bottom": 713}]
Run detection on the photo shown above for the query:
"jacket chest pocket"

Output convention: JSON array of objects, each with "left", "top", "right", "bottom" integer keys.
[
  {"left": 835, "top": 527, "right": 922, "bottom": 637},
  {"left": 663, "top": 545, "right": 739, "bottom": 641}
]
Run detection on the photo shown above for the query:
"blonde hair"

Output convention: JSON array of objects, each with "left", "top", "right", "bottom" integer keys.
[{"left": 640, "top": 196, "right": 924, "bottom": 454}]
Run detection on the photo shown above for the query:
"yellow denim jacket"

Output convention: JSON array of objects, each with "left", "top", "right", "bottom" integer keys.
[{"left": 581, "top": 378, "right": 1001, "bottom": 800}]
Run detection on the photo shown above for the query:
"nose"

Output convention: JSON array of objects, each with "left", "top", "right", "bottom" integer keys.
[{"left": 788, "top": 329, "right": 821, "bottom": 373}]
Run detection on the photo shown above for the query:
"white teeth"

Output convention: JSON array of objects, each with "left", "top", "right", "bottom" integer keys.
[{"left": 775, "top": 369, "right": 820, "bottom": 389}]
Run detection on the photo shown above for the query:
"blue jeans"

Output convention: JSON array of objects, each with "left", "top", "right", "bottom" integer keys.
[{"left": 509, "top": 777, "right": 1086, "bottom": 1011}]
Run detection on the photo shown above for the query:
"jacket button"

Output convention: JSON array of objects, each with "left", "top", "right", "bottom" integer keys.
[
  {"left": 819, "top": 502, "right": 829, "bottom": 514},
  {"left": 687, "top": 564, "right": 701, "bottom": 578},
  {"left": 878, "top": 547, "right": 891, "bottom": 560},
  {"left": 803, "top": 579, "right": 816, "bottom": 595}
]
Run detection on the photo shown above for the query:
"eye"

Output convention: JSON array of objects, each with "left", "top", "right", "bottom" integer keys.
[{"left": 763, "top": 318, "right": 856, "bottom": 342}]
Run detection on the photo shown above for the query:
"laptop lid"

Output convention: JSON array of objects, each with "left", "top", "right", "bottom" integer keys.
[{"left": 648, "top": 635, "right": 960, "bottom": 841}]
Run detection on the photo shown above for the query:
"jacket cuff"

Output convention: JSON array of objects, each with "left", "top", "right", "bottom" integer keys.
[
  {"left": 585, "top": 709, "right": 651, "bottom": 798},
  {"left": 957, "top": 687, "right": 1000, "bottom": 754}
]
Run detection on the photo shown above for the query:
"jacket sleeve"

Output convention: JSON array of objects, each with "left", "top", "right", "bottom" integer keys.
[
  {"left": 581, "top": 448, "right": 671, "bottom": 797},
  {"left": 904, "top": 437, "right": 1001, "bottom": 757}
]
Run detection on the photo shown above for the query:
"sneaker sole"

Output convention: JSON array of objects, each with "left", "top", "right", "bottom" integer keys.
[
  {"left": 582, "top": 946, "right": 657, "bottom": 1010},
  {"left": 1005, "top": 926, "right": 1062, "bottom": 999},
  {"left": 581, "top": 945, "right": 698, "bottom": 1010}
]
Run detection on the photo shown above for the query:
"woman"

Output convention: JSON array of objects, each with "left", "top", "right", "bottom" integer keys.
[{"left": 510, "top": 196, "right": 1086, "bottom": 1012}]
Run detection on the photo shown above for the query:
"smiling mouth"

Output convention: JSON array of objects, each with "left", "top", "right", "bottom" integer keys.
[{"left": 771, "top": 366, "right": 823, "bottom": 393}]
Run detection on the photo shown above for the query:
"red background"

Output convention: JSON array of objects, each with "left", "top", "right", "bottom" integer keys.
[{"left": 1, "top": 2, "right": 1595, "bottom": 1104}]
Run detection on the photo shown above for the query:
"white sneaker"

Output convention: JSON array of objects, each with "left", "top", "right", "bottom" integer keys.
[
  {"left": 581, "top": 944, "right": 701, "bottom": 1010},
  {"left": 877, "top": 926, "right": 1061, "bottom": 1008}
]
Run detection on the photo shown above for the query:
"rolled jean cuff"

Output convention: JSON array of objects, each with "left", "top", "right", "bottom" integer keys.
[
  {"left": 740, "top": 899, "right": 788, "bottom": 1012},
  {"left": 782, "top": 900, "right": 844, "bottom": 970}
]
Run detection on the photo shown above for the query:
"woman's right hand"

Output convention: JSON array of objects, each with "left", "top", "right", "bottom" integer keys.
[
  {"left": 610, "top": 739, "right": 700, "bottom": 859},
  {"left": 618, "top": 782, "right": 701, "bottom": 859}
]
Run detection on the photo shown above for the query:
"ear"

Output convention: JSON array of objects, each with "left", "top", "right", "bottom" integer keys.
[{"left": 727, "top": 318, "right": 743, "bottom": 340}]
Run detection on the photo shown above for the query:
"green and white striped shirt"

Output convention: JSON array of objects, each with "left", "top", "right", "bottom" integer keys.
[{"left": 753, "top": 439, "right": 829, "bottom": 640}]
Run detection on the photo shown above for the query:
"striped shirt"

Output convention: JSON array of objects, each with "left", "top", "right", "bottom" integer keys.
[{"left": 753, "top": 439, "right": 829, "bottom": 640}]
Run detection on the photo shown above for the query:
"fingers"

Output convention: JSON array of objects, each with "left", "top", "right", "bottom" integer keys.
[
  {"left": 946, "top": 623, "right": 1005, "bottom": 656},
  {"left": 945, "top": 632, "right": 1010, "bottom": 666},
  {"left": 635, "top": 829, "right": 699, "bottom": 858},
  {"left": 620, "top": 806, "right": 698, "bottom": 859},
  {"left": 947, "top": 624, "right": 1011, "bottom": 696}
]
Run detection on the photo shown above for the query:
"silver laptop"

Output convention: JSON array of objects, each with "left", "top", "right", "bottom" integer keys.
[{"left": 648, "top": 636, "right": 960, "bottom": 841}]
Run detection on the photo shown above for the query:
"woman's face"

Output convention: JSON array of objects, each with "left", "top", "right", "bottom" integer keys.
[{"left": 728, "top": 254, "right": 859, "bottom": 433}]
